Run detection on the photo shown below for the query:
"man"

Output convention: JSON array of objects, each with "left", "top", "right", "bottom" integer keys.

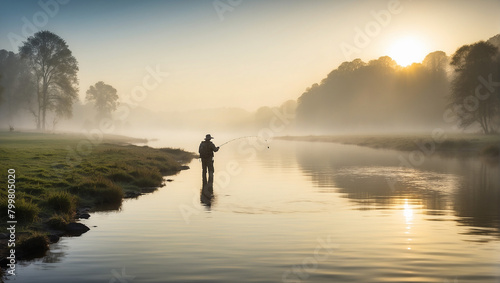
[{"left": 199, "top": 134, "right": 219, "bottom": 184}]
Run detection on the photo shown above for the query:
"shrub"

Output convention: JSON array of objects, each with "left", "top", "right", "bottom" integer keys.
[
  {"left": 45, "top": 191, "right": 76, "bottom": 214},
  {"left": 46, "top": 214, "right": 68, "bottom": 230},
  {"left": 99, "top": 185, "right": 124, "bottom": 205},
  {"left": 18, "top": 232, "right": 49, "bottom": 258},
  {"left": 16, "top": 198, "right": 41, "bottom": 223}
]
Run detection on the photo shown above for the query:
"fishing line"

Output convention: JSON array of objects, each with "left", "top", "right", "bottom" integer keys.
[{"left": 219, "top": 136, "right": 269, "bottom": 148}]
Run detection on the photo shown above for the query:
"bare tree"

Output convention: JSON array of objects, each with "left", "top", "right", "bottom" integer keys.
[
  {"left": 19, "top": 31, "right": 79, "bottom": 130},
  {"left": 86, "top": 81, "right": 119, "bottom": 120}
]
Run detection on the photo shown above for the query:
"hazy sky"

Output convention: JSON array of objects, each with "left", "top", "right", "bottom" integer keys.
[{"left": 1, "top": 0, "right": 499, "bottom": 112}]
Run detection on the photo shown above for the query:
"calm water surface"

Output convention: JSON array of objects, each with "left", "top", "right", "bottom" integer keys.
[{"left": 11, "top": 136, "right": 500, "bottom": 282}]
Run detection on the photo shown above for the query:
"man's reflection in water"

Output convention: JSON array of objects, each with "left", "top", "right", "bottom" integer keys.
[{"left": 200, "top": 177, "right": 214, "bottom": 209}]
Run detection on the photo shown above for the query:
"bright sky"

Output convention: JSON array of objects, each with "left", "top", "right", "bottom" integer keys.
[{"left": 0, "top": 0, "right": 499, "bottom": 112}]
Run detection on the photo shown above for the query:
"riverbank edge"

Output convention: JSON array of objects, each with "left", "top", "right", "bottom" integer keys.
[
  {"left": 276, "top": 133, "right": 500, "bottom": 158},
  {"left": 0, "top": 131, "right": 196, "bottom": 270}
]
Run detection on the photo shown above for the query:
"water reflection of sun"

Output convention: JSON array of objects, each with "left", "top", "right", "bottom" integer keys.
[{"left": 404, "top": 199, "right": 414, "bottom": 250}]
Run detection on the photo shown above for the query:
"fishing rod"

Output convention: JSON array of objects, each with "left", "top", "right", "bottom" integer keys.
[
  {"left": 198, "top": 136, "right": 267, "bottom": 161},
  {"left": 219, "top": 136, "right": 269, "bottom": 148}
]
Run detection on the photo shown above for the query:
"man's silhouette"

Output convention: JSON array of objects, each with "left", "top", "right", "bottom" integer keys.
[{"left": 199, "top": 134, "right": 219, "bottom": 184}]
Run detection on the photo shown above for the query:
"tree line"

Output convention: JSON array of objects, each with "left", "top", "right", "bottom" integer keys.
[
  {"left": 1, "top": 31, "right": 499, "bottom": 134},
  {"left": 295, "top": 34, "right": 500, "bottom": 134},
  {"left": 0, "top": 31, "right": 118, "bottom": 131}
]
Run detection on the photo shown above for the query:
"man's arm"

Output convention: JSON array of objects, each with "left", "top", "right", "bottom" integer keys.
[{"left": 211, "top": 142, "right": 219, "bottom": 152}]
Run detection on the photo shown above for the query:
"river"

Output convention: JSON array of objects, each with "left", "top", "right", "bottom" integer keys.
[{"left": 10, "top": 136, "right": 500, "bottom": 282}]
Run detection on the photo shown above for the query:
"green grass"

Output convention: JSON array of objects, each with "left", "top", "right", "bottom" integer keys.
[
  {"left": 0, "top": 131, "right": 195, "bottom": 258},
  {"left": 45, "top": 191, "right": 77, "bottom": 214},
  {"left": 0, "top": 198, "right": 40, "bottom": 223}
]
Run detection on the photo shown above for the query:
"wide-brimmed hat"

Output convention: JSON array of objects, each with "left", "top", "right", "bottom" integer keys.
[{"left": 205, "top": 134, "right": 213, "bottom": 141}]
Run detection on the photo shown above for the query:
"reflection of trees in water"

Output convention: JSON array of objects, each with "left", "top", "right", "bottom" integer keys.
[
  {"left": 453, "top": 162, "right": 500, "bottom": 239},
  {"left": 295, "top": 145, "right": 453, "bottom": 211},
  {"left": 293, "top": 142, "right": 500, "bottom": 240},
  {"left": 330, "top": 168, "right": 452, "bottom": 212}
]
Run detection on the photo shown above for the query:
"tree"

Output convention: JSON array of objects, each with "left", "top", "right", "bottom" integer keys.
[
  {"left": 0, "top": 50, "right": 36, "bottom": 126},
  {"left": 86, "top": 81, "right": 119, "bottom": 119},
  {"left": 423, "top": 51, "right": 448, "bottom": 74},
  {"left": 295, "top": 54, "right": 450, "bottom": 132},
  {"left": 450, "top": 41, "right": 500, "bottom": 134},
  {"left": 19, "top": 31, "right": 79, "bottom": 130}
]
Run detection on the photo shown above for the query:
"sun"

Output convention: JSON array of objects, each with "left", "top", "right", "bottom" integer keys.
[{"left": 388, "top": 36, "right": 427, "bottom": 67}]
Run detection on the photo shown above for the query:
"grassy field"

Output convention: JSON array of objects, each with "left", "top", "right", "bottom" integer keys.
[
  {"left": 0, "top": 131, "right": 195, "bottom": 260},
  {"left": 277, "top": 133, "right": 500, "bottom": 157}
]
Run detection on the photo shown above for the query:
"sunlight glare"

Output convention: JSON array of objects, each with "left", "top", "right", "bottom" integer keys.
[
  {"left": 404, "top": 199, "right": 414, "bottom": 223},
  {"left": 404, "top": 199, "right": 414, "bottom": 250},
  {"left": 388, "top": 36, "right": 427, "bottom": 67}
]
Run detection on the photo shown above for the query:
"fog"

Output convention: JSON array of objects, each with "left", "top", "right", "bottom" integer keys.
[
  {"left": 295, "top": 53, "right": 450, "bottom": 133},
  {"left": 1, "top": 34, "right": 499, "bottom": 140}
]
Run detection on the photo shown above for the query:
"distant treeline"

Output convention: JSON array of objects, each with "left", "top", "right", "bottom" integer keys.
[
  {"left": 1, "top": 32, "right": 499, "bottom": 134},
  {"left": 295, "top": 34, "right": 500, "bottom": 133}
]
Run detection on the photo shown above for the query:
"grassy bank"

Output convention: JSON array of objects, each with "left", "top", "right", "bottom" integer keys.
[
  {"left": 0, "top": 131, "right": 195, "bottom": 261},
  {"left": 277, "top": 133, "right": 500, "bottom": 157}
]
